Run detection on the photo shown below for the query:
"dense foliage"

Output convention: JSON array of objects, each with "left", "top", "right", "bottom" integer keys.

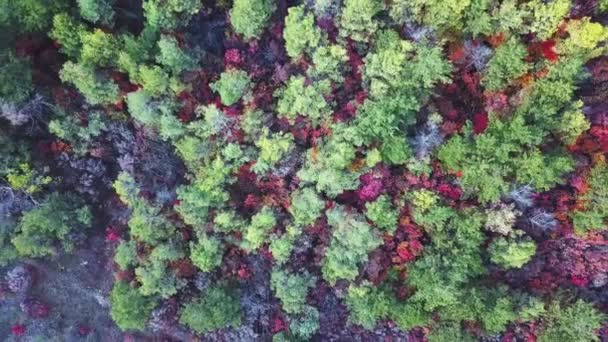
[{"left": 1, "top": 0, "right": 608, "bottom": 340}]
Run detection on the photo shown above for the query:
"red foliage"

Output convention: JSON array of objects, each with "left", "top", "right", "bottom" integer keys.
[
  {"left": 436, "top": 182, "right": 462, "bottom": 200},
  {"left": 271, "top": 316, "right": 287, "bottom": 333},
  {"left": 224, "top": 48, "right": 242, "bottom": 66},
  {"left": 484, "top": 91, "right": 509, "bottom": 113},
  {"left": 472, "top": 112, "right": 489, "bottom": 134},
  {"left": 11, "top": 324, "right": 26, "bottom": 337},
  {"left": 170, "top": 259, "right": 198, "bottom": 278},
  {"left": 21, "top": 298, "right": 50, "bottom": 318},
  {"left": 529, "top": 40, "right": 559, "bottom": 62},
  {"left": 105, "top": 226, "right": 121, "bottom": 242}
]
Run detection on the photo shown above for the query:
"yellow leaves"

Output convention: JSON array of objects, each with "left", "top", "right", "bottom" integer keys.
[{"left": 559, "top": 18, "right": 608, "bottom": 58}]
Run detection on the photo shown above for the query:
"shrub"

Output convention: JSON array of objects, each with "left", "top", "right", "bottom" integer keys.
[
  {"left": 110, "top": 281, "right": 156, "bottom": 331},
  {"left": 210, "top": 69, "right": 251, "bottom": 106},
  {"left": 179, "top": 285, "right": 241, "bottom": 333},
  {"left": 230, "top": 0, "right": 274, "bottom": 40}
]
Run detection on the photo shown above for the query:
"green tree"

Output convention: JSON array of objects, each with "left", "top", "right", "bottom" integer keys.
[
  {"left": 365, "top": 195, "right": 399, "bottom": 233},
  {"left": 157, "top": 35, "right": 196, "bottom": 75},
  {"left": 339, "top": 0, "right": 384, "bottom": 42},
  {"left": 271, "top": 268, "right": 315, "bottom": 314},
  {"left": 59, "top": 62, "right": 120, "bottom": 105},
  {"left": 230, "top": 0, "right": 274, "bottom": 40},
  {"left": 489, "top": 236, "right": 537, "bottom": 269},
  {"left": 12, "top": 193, "right": 91, "bottom": 258},
  {"left": 190, "top": 234, "right": 223, "bottom": 272},
  {"left": 50, "top": 13, "right": 86, "bottom": 59},
  {"left": 210, "top": 69, "right": 251, "bottom": 106},
  {"left": 322, "top": 206, "right": 382, "bottom": 284},
  {"left": 289, "top": 187, "right": 325, "bottom": 227},
  {"left": 539, "top": 300, "right": 605, "bottom": 342},
  {"left": 251, "top": 129, "right": 294, "bottom": 174},
  {"left": 345, "top": 282, "right": 391, "bottom": 329},
  {"left": 135, "top": 242, "right": 186, "bottom": 298},
  {"left": 78, "top": 0, "right": 115, "bottom": 25},
  {"left": 284, "top": 5, "right": 323, "bottom": 59},
  {"left": 179, "top": 285, "right": 242, "bottom": 333},
  {"left": 275, "top": 76, "right": 331, "bottom": 124},
  {"left": 143, "top": 0, "right": 201, "bottom": 29},
  {"left": 0, "top": 51, "right": 33, "bottom": 104},
  {"left": 110, "top": 281, "right": 156, "bottom": 331},
  {"left": 114, "top": 240, "right": 138, "bottom": 270},
  {"left": 243, "top": 206, "right": 276, "bottom": 250},
  {"left": 572, "top": 160, "right": 608, "bottom": 234},
  {"left": 482, "top": 38, "right": 529, "bottom": 91}
]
